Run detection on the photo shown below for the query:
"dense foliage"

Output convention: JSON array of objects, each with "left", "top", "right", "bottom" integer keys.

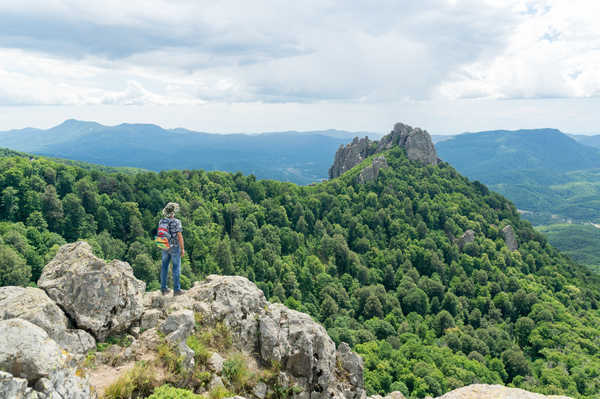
[
  {"left": 536, "top": 224, "right": 600, "bottom": 273},
  {"left": 0, "top": 147, "right": 599, "bottom": 398},
  {"left": 436, "top": 129, "right": 600, "bottom": 224}
]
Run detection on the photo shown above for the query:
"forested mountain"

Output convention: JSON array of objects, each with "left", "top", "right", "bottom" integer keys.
[
  {"left": 0, "top": 142, "right": 599, "bottom": 398},
  {"left": 0, "top": 120, "right": 379, "bottom": 185},
  {"left": 436, "top": 129, "right": 600, "bottom": 224}
]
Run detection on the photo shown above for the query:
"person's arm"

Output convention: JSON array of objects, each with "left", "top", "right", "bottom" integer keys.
[{"left": 177, "top": 232, "right": 185, "bottom": 256}]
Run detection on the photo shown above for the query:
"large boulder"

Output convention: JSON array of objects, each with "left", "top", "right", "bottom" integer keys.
[
  {"left": 435, "top": 384, "right": 572, "bottom": 399},
  {"left": 0, "top": 319, "right": 65, "bottom": 382},
  {"left": 0, "top": 286, "right": 95, "bottom": 355},
  {"left": 38, "top": 241, "right": 146, "bottom": 341},
  {"left": 143, "top": 275, "right": 366, "bottom": 399}
]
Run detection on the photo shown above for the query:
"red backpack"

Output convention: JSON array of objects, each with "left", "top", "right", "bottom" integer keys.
[{"left": 154, "top": 218, "right": 172, "bottom": 249}]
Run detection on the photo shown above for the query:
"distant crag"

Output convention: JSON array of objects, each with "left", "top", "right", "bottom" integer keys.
[{"left": 329, "top": 122, "right": 439, "bottom": 179}]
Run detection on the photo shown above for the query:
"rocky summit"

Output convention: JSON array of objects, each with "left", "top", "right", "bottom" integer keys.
[
  {"left": 329, "top": 122, "right": 439, "bottom": 179},
  {"left": 0, "top": 242, "right": 575, "bottom": 399}
]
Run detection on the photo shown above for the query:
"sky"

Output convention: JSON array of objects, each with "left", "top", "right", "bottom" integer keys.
[{"left": 0, "top": 0, "right": 599, "bottom": 134}]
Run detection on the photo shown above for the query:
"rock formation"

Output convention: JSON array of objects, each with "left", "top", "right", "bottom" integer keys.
[
  {"left": 0, "top": 319, "right": 95, "bottom": 398},
  {"left": 329, "top": 122, "right": 438, "bottom": 179},
  {"left": 143, "top": 274, "right": 365, "bottom": 399},
  {"left": 38, "top": 241, "right": 146, "bottom": 341},
  {"left": 502, "top": 225, "right": 518, "bottom": 251},
  {"left": 358, "top": 156, "right": 389, "bottom": 184},
  {"left": 0, "top": 286, "right": 95, "bottom": 355},
  {"left": 457, "top": 229, "right": 475, "bottom": 250},
  {"left": 434, "top": 384, "right": 571, "bottom": 399}
]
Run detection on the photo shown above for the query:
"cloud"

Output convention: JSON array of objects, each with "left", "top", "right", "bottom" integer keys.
[
  {"left": 438, "top": 0, "right": 600, "bottom": 99},
  {"left": 0, "top": 0, "right": 596, "bottom": 107}
]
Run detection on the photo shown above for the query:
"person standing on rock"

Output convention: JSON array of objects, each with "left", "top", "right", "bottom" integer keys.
[{"left": 158, "top": 202, "right": 185, "bottom": 296}]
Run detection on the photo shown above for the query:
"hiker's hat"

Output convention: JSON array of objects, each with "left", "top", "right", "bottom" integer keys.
[{"left": 163, "top": 202, "right": 180, "bottom": 217}]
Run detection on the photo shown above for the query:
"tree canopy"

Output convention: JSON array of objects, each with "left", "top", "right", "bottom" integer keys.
[{"left": 0, "top": 147, "right": 599, "bottom": 398}]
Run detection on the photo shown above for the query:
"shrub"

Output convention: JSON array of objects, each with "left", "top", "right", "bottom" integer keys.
[
  {"left": 103, "top": 361, "right": 158, "bottom": 399},
  {"left": 146, "top": 384, "right": 202, "bottom": 398}
]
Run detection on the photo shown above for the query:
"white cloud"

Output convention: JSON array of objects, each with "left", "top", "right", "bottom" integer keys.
[
  {"left": 0, "top": 0, "right": 598, "bottom": 133},
  {"left": 438, "top": 0, "right": 600, "bottom": 99}
]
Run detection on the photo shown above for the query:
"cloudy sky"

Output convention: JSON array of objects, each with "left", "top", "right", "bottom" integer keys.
[{"left": 0, "top": 0, "right": 598, "bottom": 134}]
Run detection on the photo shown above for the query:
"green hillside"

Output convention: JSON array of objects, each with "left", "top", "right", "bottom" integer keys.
[
  {"left": 0, "top": 148, "right": 599, "bottom": 398},
  {"left": 536, "top": 224, "right": 600, "bottom": 273},
  {"left": 436, "top": 129, "right": 600, "bottom": 224}
]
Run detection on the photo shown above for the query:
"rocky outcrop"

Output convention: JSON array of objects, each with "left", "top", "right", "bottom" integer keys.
[
  {"left": 457, "top": 229, "right": 475, "bottom": 250},
  {"left": 329, "top": 136, "right": 372, "bottom": 179},
  {"left": 368, "top": 392, "right": 406, "bottom": 399},
  {"left": 0, "top": 319, "right": 96, "bottom": 398},
  {"left": 502, "top": 225, "right": 518, "bottom": 251},
  {"left": 143, "top": 275, "right": 366, "bottom": 399},
  {"left": 0, "top": 286, "right": 95, "bottom": 355},
  {"left": 329, "top": 122, "right": 438, "bottom": 179},
  {"left": 0, "top": 319, "right": 66, "bottom": 381},
  {"left": 38, "top": 241, "right": 146, "bottom": 341},
  {"left": 378, "top": 123, "right": 439, "bottom": 166},
  {"left": 435, "top": 384, "right": 572, "bottom": 399},
  {"left": 358, "top": 156, "right": 389, "bottom": 184}
]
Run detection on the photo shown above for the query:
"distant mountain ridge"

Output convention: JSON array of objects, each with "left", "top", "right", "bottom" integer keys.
[
  {"left": 436, "top": 128, "right": 600, "bottom": 224},
  {"left": 0, "top": 119, "right": 379, "bottom": 185},
  {"left": 437, "top": 128, "right": 600, "bottom": 182}
]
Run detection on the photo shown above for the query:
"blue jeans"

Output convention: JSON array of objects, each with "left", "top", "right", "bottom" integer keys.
[{"left": 161, "top": 248, "right": 181, "bottom": 292}]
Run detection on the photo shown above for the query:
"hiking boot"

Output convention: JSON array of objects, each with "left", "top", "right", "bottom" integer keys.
[
  {"left": 173, "top": 289, "right": 185, "bottom": 297},
  {"left": 161, "top": 289, "right": 171, "bottom": 296}
]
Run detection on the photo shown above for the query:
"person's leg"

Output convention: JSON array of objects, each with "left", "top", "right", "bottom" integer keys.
[
  {"left": 160, "top": 250, "right": 171, "bottom": 292},
  {"left": 172, "top": 251, "right": 181, "bottom": 292}
]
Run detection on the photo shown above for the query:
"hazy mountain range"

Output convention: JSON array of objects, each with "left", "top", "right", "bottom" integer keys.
[
  {"left": 0, "top": 120, "right": 380, "bottom": 185},
  {"left": 436, "top": 128, "right": 600, "bottom": 224}
]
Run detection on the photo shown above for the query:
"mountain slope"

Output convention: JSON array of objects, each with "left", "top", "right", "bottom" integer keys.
[
  {"left": 0, "top": 120, "right": 378, "bottom": 184},
  {"left": 436, "top": 129, "right": 600, "bottom": 224},
  {"left": 436, "top": 129, "right": 600, "bottom": 184},
  {"left": 0, "top": 127, "right": 598, "bottom": 398}
]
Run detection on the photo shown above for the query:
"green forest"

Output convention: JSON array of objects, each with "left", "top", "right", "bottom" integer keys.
[{"left": 0, "top": 147, "right": 599, "bottom": 398}]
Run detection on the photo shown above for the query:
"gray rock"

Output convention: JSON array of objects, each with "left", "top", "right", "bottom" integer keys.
[
  {"left": 208, "top": 352, "right": 225, "bottom": 374},
  {"left": 357, "top": 156, "right": 389, "bottom": 184},
  {"left": 329, "top": 122, "right": 438, "bottom": 179},
  {"left": 502, "top": 225, "right": 518, "bottom": 251},
  {"left": 434, "top": 384, "right": 572, "bottom": 399},
  {"left": 337, "top": 342, "right": 363, "bottom": 388},
  {"left": 38, "top": 241, "right": 146, "bottom": 341},
  {"left": 183, "top": 275, "right": 269, "bottom": 351},
  {"left": 144, "top": 275, "right": 365, "bottom": 399},
  {"left": 141, "top": 308, "right": 163, "bottom": 330},
  {"left": 378, "top": 123, "right": 439, "bottom": 166},
  {"left": 158, "top": 310, "right": 196, "bottom": 372},
  {"left": 253, "top": 381, "right": 268, "bottom": 399},
  {"left": 329, "top": 136, "right": 371, "bottom": 179},
  {"left": 41, "top": 367, "right": 96, "bottom": 399},
  {"left": 0, "top": 286, "right": 95, "bottom": 355},
  {"left": 458, "top": 230, "right": 475, "bottom": 250},
  {"left": 159, "top": 310, "right": 195, "bottom": 337},
  {"left": 209, "top": 374, "right": 225, "bottom": 390},
  {"left": 0, "top": 319, "right": 65, "bottom": 382},
  {"left": 368, "top": 392, "right": 406, "bottom": 399},
  {"left": 0, "top": 371, "right": 29, "bottom": 399}
]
